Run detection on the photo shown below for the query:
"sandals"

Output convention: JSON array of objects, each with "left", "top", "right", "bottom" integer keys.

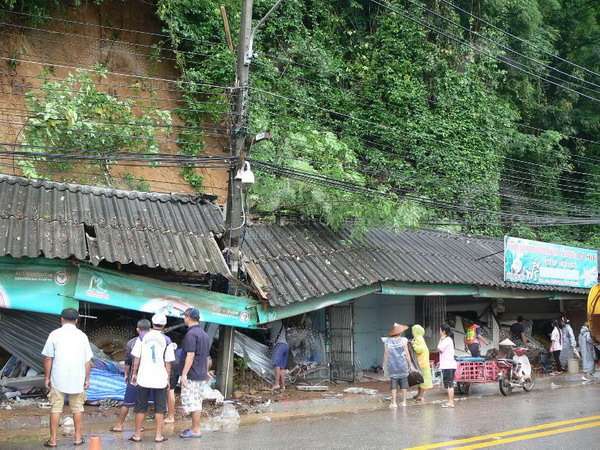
[
  {"left": 43, "top": 441, "right": 57, "bottom": 448},
  {"left": 179, "top": 428, "right": 202, "bottom": 439},
  {"left": 74, "top": 438, "right": 85, "bottom": 446},
  {"left": 128, "top": 436, "right": 142, "bottom": 442},
  {"left": 155, "top": 437, "right": 169, "bottom": 443},
  {"left": 109, "top": 427, "right": 122, "bottom": 432},
  {"left": 441, "top": 403, "right": 456, "bottom": 408}
]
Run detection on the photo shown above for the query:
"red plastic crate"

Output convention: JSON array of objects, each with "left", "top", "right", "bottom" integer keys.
[
  {"left": 455, "top": 361, "right": 499, "bottom": 382},
  {"left": 455, "top": 361, "right": 485, "bottom": 381}
]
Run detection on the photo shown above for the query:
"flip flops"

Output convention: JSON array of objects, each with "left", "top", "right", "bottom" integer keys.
[
  {"left": 155, "top": 437, "right": 169, "bottom": 443},
  {"left": 74, "top": 438, "right": 85, "bottom": 446},
  {"left": 43, "top": 440, "right": 57, "bottom": 448},
  {"left": 441, "top": 403, "right": 456, "bottom": 408},
  {"left": 128, "top": 436, "right": 142, "bottom": 442},
  {"left": 179, "top": 428, "right": 202, "bottom": 439}
]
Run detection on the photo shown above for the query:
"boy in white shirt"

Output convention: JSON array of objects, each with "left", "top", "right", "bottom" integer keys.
[{"left": 130, "top": 327, "right": 175, "bottom": 443}]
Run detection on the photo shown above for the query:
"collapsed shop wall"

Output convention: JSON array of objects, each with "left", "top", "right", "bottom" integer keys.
[{"left": 354, "top": 293, "right": 415, "bottom": 368}]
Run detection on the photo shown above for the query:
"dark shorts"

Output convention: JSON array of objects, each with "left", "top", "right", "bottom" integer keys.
[
  {"left": 134, "top": 387, "right": 166, "bottom": 414},
  {"left": 272, "top": 342, "right": 289, "bottom": 369},
  {"left": 468, "top": 343, "right": 481, "bottom": 358},
  {"left": 123, "top": 382, "right": 154, "bottom": 407},
  {"left": 169, "top": 373, "right": 179, "bottom": 390},
  {"left": 390, "top": 376, "right": 409, "bottom": 390},
  {"left": 442, "top": 369, "right": 456, "bottom": 389}
]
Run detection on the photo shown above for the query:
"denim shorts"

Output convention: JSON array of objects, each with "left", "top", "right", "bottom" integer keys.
[
  {"left": 390, "top": 376, "right": 409, "bottom": 390},
  {"left": 272, "top": 342, "right": 289, "bottom": 369}
]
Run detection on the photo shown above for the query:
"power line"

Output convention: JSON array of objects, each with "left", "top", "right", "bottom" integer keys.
[
  {"left": 437, "top": 0, "right": 600, "bottom": 81},
  {"left": 0, "top": 55, "right": 232, "bottom": 90},
  {"left": 0, "top": 7, "right": 225, "bottom": 48},
  {"left": 401, "top": 0, "right": 600, "bottom": 93},
  {"left": 0, "top": 20, "right": 223, "bottom": 61},
  {"left": 367, "top": 0, "right": 600, "bottom": 103}
]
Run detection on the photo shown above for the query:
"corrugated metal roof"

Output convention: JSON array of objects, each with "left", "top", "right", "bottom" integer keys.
[
  {"left": 242, "top": 223, "right": 590, "bottom": 306},
  {"left": 0, "top": 174, "right": 229, "bottom": 275},
  {"left": 0, "top": 309, "right": 58, "bottom": 373}
]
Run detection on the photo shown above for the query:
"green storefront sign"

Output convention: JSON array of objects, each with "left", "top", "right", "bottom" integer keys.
[
  {"left": 504, "top": 236, "right": 598, "bottom": 289},
  {"left": 0, "top": 257, "right": 78, "bottom": 314}
]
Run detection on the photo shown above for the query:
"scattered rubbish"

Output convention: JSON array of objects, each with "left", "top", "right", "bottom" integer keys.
[
  {"left": 296, "top": 385, "right": 328, "bottom": 391},
  {"left": 38, "top": 401, "right": 51, "bottom": 409},
  {"left": 208, "top": 401, "right": 241, "bottom": 431},
  {"left": 2, "top": 404, "right": 12, "bottom": 410},
  {"left": 550, "top": 382, "right": 560, "bottom": 389},
  {"left": 321, "top": 393, "right": 343, "bottom": 398},
  {"left": 203, "top": 384, "right": 225, "bottom": 404},
  {"left": 60, "top": 416, "right": 74, "bottom": 428},
  {"left": 262, "top": 416, "right": 272, "bottom": 422},
  {"left": 343, "top": 387, "right": 378, "bottom": 395}
]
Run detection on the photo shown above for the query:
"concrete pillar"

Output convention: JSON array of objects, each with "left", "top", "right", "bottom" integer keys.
[{"left": 216, "top": 325, "right": 235, "bottom": 397}]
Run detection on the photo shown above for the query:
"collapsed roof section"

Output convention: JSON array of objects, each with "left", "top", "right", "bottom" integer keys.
[{"left": 0, "top": 174, "right": 229, "bottom": 275}]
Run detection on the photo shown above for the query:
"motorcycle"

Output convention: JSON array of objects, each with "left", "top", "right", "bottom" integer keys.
[{"left": 497, "top": 347, "right": 535, "bottom": 396}]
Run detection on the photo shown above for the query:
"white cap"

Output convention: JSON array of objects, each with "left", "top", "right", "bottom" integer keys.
[{"left": 152, "top": 313, "right": 167, "bottom": 326}]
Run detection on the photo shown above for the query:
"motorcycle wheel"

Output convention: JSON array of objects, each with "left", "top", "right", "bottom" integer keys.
[
  {"left": 523, "top": 373, "right": 535, "bottom": 392},
  {"left": 499, "top": 376, "right": 513, "bottom": 396},
  {"left": 456, "top": 382, "right": 470, "bottom": 395}
]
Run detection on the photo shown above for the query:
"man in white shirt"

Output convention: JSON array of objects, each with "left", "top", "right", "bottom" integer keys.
[
  {"left": 130, "top": 326, "right": 175, "bottom": 443},
  {"left": 42, "top": 308, "right": 93, "bottom": 448}
]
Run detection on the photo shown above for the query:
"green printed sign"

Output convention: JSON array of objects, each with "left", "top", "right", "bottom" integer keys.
[
  {"left": 75, "top": 266, "right": 259, "bottom": 328},
  {"left": 0, "top": 257, "right": 78, "bottom": 314},
  {"left": 504, "top": 237, "right": 598, "bottom": 289}
]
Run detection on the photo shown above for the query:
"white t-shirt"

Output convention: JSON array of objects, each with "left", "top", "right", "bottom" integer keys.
[
  {"left": 131, "top": 329, "right": 175, "bottom": 389},
  {"left": 550, "top": 327, "right": 563, "bottom": 352},
  {"left": 41, "top": 323, "right": 93, "bottom": 394},
  {"left": 437, "top": 336, "right": 457, "bottom": 370}
]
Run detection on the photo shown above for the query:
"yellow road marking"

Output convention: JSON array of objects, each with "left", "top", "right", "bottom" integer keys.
[
  {"left": 405, "top": 414, "right": 600, "bottom": 449},
  {"left": 458, "top": 421, "right": 600, "bottom": 449}
]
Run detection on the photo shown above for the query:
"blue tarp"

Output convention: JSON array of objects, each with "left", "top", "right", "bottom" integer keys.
[{"left": 86, "top": 367, "right": 126, "bottom": 402}]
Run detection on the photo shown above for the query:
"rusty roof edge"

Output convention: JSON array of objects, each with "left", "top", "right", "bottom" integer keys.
[{"left": 0, "top": 173, "right": 218, "bottom": 205}]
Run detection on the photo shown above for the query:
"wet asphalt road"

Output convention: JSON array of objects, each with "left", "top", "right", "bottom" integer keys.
[{"left": 3, "top": 382, "right": 599, "bottom": 449}]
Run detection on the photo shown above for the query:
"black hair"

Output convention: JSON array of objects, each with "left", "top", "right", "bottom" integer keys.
[
  {"left": 440, "top": 323, "right": 454, "bottom": 343},
  {"left": 551, "top": 319, "right": 559, "bottom": 328},
  {"left": 517, "top": 316, "right": 524, "bottom": 323},
  {"left": 61, "top": 308, "right": 79, "bottom": 322},
  {"left": 137, "top": 319, "right": 151, "bottom": 331},
  {"left": 185, "top": 307, "right": 200, "bottom": 321}
]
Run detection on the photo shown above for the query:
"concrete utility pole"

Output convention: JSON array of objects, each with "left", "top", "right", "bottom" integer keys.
[
  {"left": 217, "top": 0, "right": 254, "bottom": 398},
  {"left": 218, "top": 0, "right": 284, "bottom": 398}
]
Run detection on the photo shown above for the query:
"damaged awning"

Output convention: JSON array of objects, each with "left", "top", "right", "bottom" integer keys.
[
  {"left": 0, "top": 256, "right": 259, "bottom": 328},
  {"left": 74, "top": 266, "right": 258, "bottom": 328}
]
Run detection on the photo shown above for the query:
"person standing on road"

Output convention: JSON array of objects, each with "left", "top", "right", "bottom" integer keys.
[
  {"left": 550, "top": 319, "right": 563, "bottom": 373},
  {"left": 382, "top": 323, "right": 413, "bottom": 408},
  {"left": 438, "top": 323, "right": 457, "bottom": 408},
  {"left": 42, "top": 308, "right": 93, "bottom": 448},
  {"left": 179, "top": 307, "right": 210, "bottom": 440},
  {"left": 579, "top": 322, "right": 597, "bottom": 381},
  {"left": 267, "top": 319, "right": 289, "bottom": 391},
  {"left": 150, "top": 313, "right": 178, "bottom": 424},
  {"left": 109, "top": 319, "right": 151, "bottom": 433},
  {"left": 129, "top": 320, "right": 175, "bottom": 443},
  {"left": 411, "top": 324, "right": 433, "bottom": 402},
  {"left": 510, "top": 316, "right": 528, "bottom": 347},
  {"left": 559, "top": 317, "right": 577, "bottom": 370},
  {"left": 465, "top": 320, "right": 489, "bottom": 358}
]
